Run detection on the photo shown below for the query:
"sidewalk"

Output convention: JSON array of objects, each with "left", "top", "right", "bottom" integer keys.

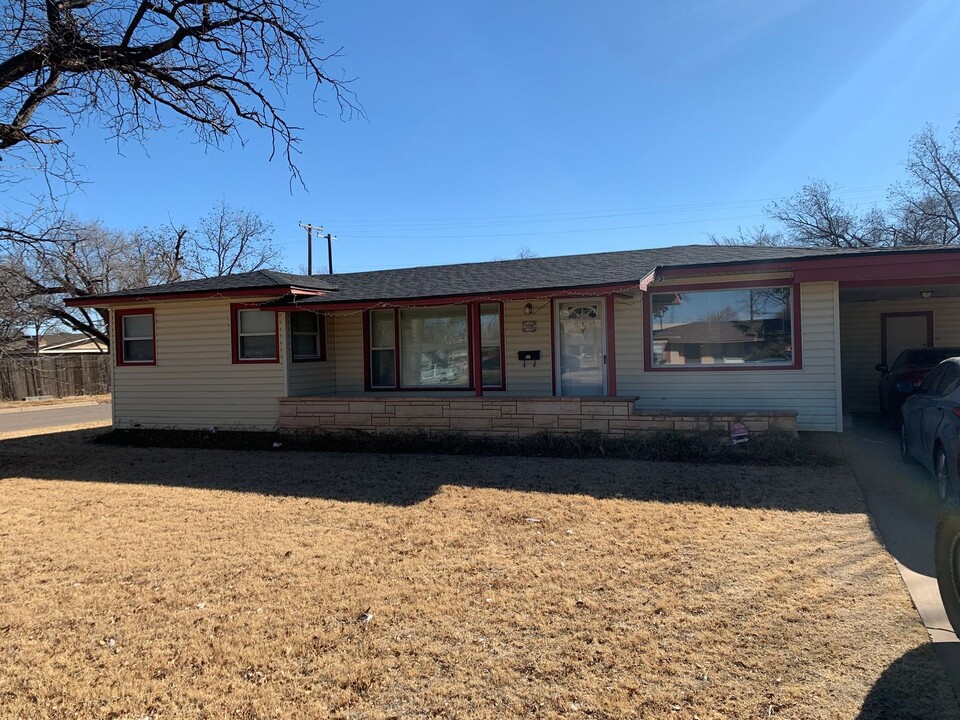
[{"left": 833, "top": 415, "right": 960, "bottom": 698}]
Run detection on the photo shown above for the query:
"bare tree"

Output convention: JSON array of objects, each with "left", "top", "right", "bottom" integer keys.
[
  {"left": 712, "top": 182, "right": 891, "bottom": 248},
  {"left": 0, "top": 0, "right": 359, "bottom": 184},
  {"left": 891, "top": 124, "right": 960, "bottom": 246},
  {"left": 0, "top": 201, "right": 281, "bottom": 345},
  {"left": 187, "top": 200, "right": 280, "bottom": 276}
]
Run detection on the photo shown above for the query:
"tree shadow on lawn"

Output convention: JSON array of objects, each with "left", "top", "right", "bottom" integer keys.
[
  {"left": 857, "top": 643, "right": 960, "bottom": 719},
  {"left": 0, "top": 428, "right": 866, "bottom": 514}
]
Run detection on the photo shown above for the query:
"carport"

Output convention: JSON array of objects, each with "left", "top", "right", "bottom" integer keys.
[{"left": 840, "top": 283, "right": 960, "bottom": 414}]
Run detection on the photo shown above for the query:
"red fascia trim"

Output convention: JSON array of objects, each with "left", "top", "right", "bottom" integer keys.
[
  {"left": 840, "top": 275, "right": 960, "bottom": 289},
  {"left": 652, "top": 277, "right": 797, "bottom": 292},
  {"left": 231, "top": 302, "right": 280, "bottom": 364},
  {"left": 642, "top": 282, "right": 803, "bottom": 372},
  {"left": 605, "top": 295, "right": 617, "bottom": 396},
  {"left": 879, "top": 311, "right": 934, "bottom": 366},
  {"left": 656, "top": 249, "right": 960, "bottom": 282},
  {"left": 263, "top": 282, "right": 643, "bottom": 313},
  {"left": 114, "top": 308, "right": 156, "bottom": 367},
  {"left": 66, "top": 287, "right": 294, "bottom": 308}
]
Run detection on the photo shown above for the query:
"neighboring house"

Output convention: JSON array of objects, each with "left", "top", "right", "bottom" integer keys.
[
  {"left": 0, "top": 332, "right": 108, "bottom": 357},
  {"left": 65, "top": 244, "right": 960, "bottom": 435}
]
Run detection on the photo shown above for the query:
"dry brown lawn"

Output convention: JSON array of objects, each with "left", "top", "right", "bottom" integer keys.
[
  {"left": 0, "top": 429, "right": 956, "bottom": 719},
  {"left": 0, "top": 394, "right": 110, "bottom": 410}
]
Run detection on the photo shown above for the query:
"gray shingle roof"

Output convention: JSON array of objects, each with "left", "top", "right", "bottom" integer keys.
[
  {"left": 70, "top": 243, "right": 960, "bottom": 305},
  {"left": 75, "top": 269, "right": 338, "bottom": 301}
]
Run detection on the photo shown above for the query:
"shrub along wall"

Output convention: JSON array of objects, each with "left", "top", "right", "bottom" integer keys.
[{"left": 279, "top": 396, "right": 798, "bottom": 437}]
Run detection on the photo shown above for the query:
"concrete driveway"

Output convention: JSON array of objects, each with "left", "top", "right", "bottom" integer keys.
[
  {"left": 0, "top": 402, "right": 112, "bottom": 434},
  {"left": 838, "top": 413, "right": 960, "bottom": 697}
]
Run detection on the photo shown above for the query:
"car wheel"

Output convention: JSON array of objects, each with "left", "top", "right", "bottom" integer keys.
[
  {"left": 899, "top": 421, "right": 913, "bottom": 464},
  {"left": 936, "top": 504, "right": 960, "bottom": 633},
  {"left": 935, "top": 444, "right": 951, "bottom": 503}
]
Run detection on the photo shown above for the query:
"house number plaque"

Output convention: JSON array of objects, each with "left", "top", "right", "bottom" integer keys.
[{"left": 522, "top": 320, "right": 538, "bottom": 333}]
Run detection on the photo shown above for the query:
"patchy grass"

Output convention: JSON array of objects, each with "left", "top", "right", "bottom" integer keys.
[
  {"left": 0, "top": 429, "right": 954, "bottom": 719},
  {"left": 95, "top": 427, "right": 839, "bottom": 467}
]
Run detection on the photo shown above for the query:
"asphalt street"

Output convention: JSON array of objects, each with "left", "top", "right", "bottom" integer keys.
[{"left": 0, "top": 403, "right": 112, "bottom": 434}]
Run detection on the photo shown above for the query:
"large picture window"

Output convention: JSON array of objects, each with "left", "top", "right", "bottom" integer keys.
[
  {"left": 649, "top": 286, "right": 794, "bottom": 368},
  {"left": 366, "top": 303, "right": 503, "bottom": 390},
  {"left": 400, "top": 307, "right": 470, "bottom": 388}
]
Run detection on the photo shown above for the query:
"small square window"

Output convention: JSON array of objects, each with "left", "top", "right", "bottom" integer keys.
[{"left": 115, "top": 309, "right": 155, "bottom": 366}]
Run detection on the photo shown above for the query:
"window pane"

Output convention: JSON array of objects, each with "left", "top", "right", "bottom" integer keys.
[
  {"left": 293, "top": 333, "right": 319, "bottom": 357},
  {"left": 480, "top": 304, "right": 501, "bottom": 345},
  {"left": 240, "top": 335, "right": 276, "bottom": 359},
  {"left": 371, "top": 310, "right": 394, "bottom": 347},
  {"left": 123, "top": 314, "right": 152, "bottom": 339},
  {"left": 239, "top": 309, "right": 275, "bottom": 334},
  {"left": 650, "top": 288, "right": 792, "bottom": 367},
  {"left": 292, "top": 312, "right": 319, "bottom": 333},
  {"left": 124, "top": 339, "right": 153, "bottom": 362},
  {"left": 400, "top": 307, "right": 469, "bottom": 387},
  {"left": 371, "top": 349, "right": 395, "bottom": 387},
  {"left": 481, "top": 347, "right": 502, "bottom": 387}
]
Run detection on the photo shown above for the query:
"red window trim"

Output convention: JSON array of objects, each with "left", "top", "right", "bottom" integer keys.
[
  {"left": 290, "top": 311, "right": 327, "bottom": 363},
  {"left": 362, "top": 302, "right": 506, "bottom": 392},
  {"left": 642, "top": 281, "right": 803, "bottom": 372},
  {"left": 115, "top": 308, "right": 156, "bottom": 367},
  {"left": 231, "top": 303, "right": 280, "bottom": 364},
  {"left": 879, "top": 311, "right": 934, "bottom": 366}
]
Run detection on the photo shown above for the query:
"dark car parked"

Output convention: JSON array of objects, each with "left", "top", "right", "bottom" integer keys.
[
  {"left": 899, "top": 357, "right": 960, "bottom": 502},
  {"left": 878, "top": 347, "right": 960, "bottom": 426}
]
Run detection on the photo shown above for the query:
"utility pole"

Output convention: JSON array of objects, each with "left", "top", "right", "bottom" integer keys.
[
  {"left": 324, "top": 233, "right": 337, "bottom": 274},
  {"left": 299, "top": 222, "right": 322, "bottom": 275}
]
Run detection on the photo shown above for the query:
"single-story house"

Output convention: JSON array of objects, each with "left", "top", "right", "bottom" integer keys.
[{"left": 65, "top": 244, "right": 960, "bottom": 435}]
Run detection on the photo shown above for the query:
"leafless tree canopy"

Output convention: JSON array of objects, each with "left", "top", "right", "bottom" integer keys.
[
  {"left": 0, "top": 202, "right": 279, "bottom": 344},
  {"left": 0, "top": 0, "right": 358, "bottom": 181},
  {"left": 713, "top": 122, "right": 960, "bottom": 249}
]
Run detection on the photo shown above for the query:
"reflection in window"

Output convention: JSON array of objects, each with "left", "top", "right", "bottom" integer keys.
[
  {"left": 370, "top": 309, "right": 396, "bottom": 387},
  {"left": 399, "top": 307, "right": 470, "bottom": 387},
  {"left": 650, "top": 287, "right": 793, "bottom": 367},
  {"left": 480, "top": 303, "right": 503, "bottom": 388}
]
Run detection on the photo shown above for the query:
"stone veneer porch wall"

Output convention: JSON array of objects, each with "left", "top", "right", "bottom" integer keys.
[{"left": 278, "top": 396, "right": 798, "bottom": 436}]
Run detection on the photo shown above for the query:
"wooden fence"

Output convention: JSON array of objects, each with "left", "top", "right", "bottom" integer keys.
[{"left": 0, "top": 355, "right": 111, "bottom": 401}]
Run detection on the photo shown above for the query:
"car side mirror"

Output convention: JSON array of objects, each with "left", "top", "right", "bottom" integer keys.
[{"left": 875, "top": 364, "right": 888, "bottom": 373}]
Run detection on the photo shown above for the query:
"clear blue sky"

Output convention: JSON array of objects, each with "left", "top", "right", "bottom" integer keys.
[{"left": 7, "top": 0, "right": 960, "bottom": 274}]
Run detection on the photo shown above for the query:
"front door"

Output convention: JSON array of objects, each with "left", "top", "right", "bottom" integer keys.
[
  {"left": 882, "top": 312, "right": 933, "bottom": 366},
  {"left": 557, "top": 300, "right": 605, "bottom": 396}
]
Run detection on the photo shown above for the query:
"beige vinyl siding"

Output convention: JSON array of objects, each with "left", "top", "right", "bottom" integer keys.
[
  {"left": 501, "top": 300, "right": 552, "bottom": 396},
  {"left": 612, "top": 294, "right": 644, "bottom": 396},
  {"left": 112, "top": 299, "right": 285, "bottom": 430},
  {"left": 287, "top": 314, "right": 337, "bottom": 397},
  {"left": 840, "top": 297, "right": 960, "bottom": 412},
  {"left": 333, "top": 311, "right": 365, "bottom": 393},
  {"left": 625, "top": 282, "right": 842, "bottom": 432}
]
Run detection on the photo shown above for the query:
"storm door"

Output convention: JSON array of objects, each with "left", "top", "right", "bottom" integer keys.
[{"left": 557, "top": 300, "right": 606, "bottom": 396}]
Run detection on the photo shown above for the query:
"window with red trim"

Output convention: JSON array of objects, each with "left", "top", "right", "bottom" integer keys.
[
  {"left": 366, "top": 303, "right": 504, "bottom": 390},
  {"left": 649, "top": 286, "right": 795, "bottom": 368},
  {"left": 231, "top": 305, "right": 279, "bottom": 363},
  {"left": 291, "top": 312, "right": 327, "bottom": 361},
  {"left": 115, "top": 309, "right": 155, "bottom": 366}
]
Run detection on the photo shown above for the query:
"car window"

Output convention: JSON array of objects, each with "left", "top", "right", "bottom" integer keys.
[
  {"left": 919, "top": 365, "right": 947, "bottom": 395},
  {"left": 892, "top": 351, "right": 910, "bottom": 371},
  {"left": 937, "top": 363, "right": 960, "bottom": 396}
]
